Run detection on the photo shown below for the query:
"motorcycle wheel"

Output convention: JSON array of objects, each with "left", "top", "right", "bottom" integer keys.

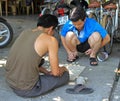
[{"left": 0, "top": 18, "right": 13, "bottom": 48}]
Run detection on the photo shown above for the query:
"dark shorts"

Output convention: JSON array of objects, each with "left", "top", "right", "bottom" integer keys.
[{"left": 76, "top": 40, "right": 90, "bottom": 53}]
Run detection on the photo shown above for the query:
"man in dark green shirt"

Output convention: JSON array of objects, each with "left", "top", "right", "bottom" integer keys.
[{"left": 5, "top": 14, "right": 69, "bottom": 97}]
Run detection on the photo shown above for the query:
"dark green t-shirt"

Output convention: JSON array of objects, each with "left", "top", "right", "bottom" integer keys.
[{"left": 5, "top": 29, "right": 42, "bottom": 90}]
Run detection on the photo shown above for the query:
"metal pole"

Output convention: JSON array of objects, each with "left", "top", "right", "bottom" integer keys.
[{"left": 115, "top": 3, "right": 119, "bottom": 30}]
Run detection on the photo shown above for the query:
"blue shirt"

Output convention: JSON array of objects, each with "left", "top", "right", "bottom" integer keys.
[{"left": 60, "top": 18, "right": 107, "bottom": 43}]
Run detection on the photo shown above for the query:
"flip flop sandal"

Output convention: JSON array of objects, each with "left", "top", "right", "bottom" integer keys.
[
  {"left": 90, "top": 57, "right": 98, "bottom": 66},
  {"left": 67, "top": 56, "right": 79, "bottom": 63},
  {"left": 66, "top": 84, "right": 94, "bottom": 94}
]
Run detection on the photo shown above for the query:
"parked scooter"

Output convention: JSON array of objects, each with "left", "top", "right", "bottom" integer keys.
[{"left": 0, "top": 17, "right": 13, "bottom": 48}]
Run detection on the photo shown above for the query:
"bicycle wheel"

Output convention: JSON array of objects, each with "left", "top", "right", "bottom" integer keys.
[{"left": 104, "top": 15, "right": 113, "bottom": 55}]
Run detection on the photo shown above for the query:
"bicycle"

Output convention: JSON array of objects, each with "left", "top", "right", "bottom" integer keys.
[
  {"left": 101, "top": 1, "right": 117, "bottom": 55},
  {"left": 87, "top": 0, "right": 118, "bottom": 55}
]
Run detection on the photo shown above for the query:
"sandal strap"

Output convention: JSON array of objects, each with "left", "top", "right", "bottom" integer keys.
[{"left": 74, "top": 84, "right": 86, "bottom": 93}]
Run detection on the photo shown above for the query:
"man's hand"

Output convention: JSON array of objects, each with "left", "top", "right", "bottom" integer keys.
[
  {"left": 59, "top": 66, "right": 69, "bottom": 76},
  {"left": 68, "top": 51, "right": 78, "bottom": 60},
  {"left": 85, "top": 49, "right": 92, "bottom": 55}
]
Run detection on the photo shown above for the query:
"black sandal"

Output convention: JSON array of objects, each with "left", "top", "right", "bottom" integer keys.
[
  {"left": 90, "top": 57, "right": 98, "bottom": 66},
  {"left": 66, "top": 84, "right": 94, "bottom": 94}
]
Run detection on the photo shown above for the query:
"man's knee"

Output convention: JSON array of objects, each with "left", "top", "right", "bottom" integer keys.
[
  {"left": 65, "top": 31, "right": 75, "bottom": 41},
  {"left": 65, "top": 31, "right": 79, "bottom": 46},
  {"left": 88, "top": 32, "right": 102, "bottom": 45}
]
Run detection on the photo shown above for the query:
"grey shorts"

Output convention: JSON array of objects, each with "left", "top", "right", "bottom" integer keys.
[{"left": 12, "top": 72, "right": 69, "bottom": 98}]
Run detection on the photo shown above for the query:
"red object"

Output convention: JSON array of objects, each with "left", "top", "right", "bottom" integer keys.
[{"left": 58, "top": 8, "right": 64, "bottom": 16}]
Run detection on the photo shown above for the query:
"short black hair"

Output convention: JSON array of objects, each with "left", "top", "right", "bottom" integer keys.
[
  {"left": 37, "top": 14, "right": 58, "bottom": 29},
  {"left": 70, "top": 6, "right": 86, "bottom": 22}
]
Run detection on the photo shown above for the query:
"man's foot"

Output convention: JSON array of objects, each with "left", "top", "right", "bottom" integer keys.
[
  {"left": 89, "top": 57, "right": 98, "bottom": 66},
  {"left": 115, "top": 69, "right": 120, "bottom": 74},
  {"left": 67, "top": 56, "right": 79, "bottom": 63}
]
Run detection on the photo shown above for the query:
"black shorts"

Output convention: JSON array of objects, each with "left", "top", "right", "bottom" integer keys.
[{"left": 76, "top": 40, "right": 90, "bottom": 53}]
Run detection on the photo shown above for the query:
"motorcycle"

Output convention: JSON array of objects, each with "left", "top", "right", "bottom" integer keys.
[{"left": 0, "top": 17, "right": 13, "bottom": 48}]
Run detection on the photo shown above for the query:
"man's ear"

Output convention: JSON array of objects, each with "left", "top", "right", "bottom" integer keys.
[
  {"left": 49, "top": 26, "right": 54, "bottom": 31},
  {"left": 48, "top": 26, "right": 54, "bottom": 32},
  {"left": 48, "top": 26, "right": 54, "bottom": 35},
  {"left": 38, "top": 26, "right": 43, "bottom": 30}
]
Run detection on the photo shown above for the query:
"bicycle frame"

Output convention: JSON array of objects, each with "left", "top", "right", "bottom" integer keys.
[{"left": 115, "top": 1, "right": 119, "bottom": 30}]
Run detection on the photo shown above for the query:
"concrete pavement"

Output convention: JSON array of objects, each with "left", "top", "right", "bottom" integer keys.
[{"left": 0, "top": 15, "right": 120, "bottom": 101}]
